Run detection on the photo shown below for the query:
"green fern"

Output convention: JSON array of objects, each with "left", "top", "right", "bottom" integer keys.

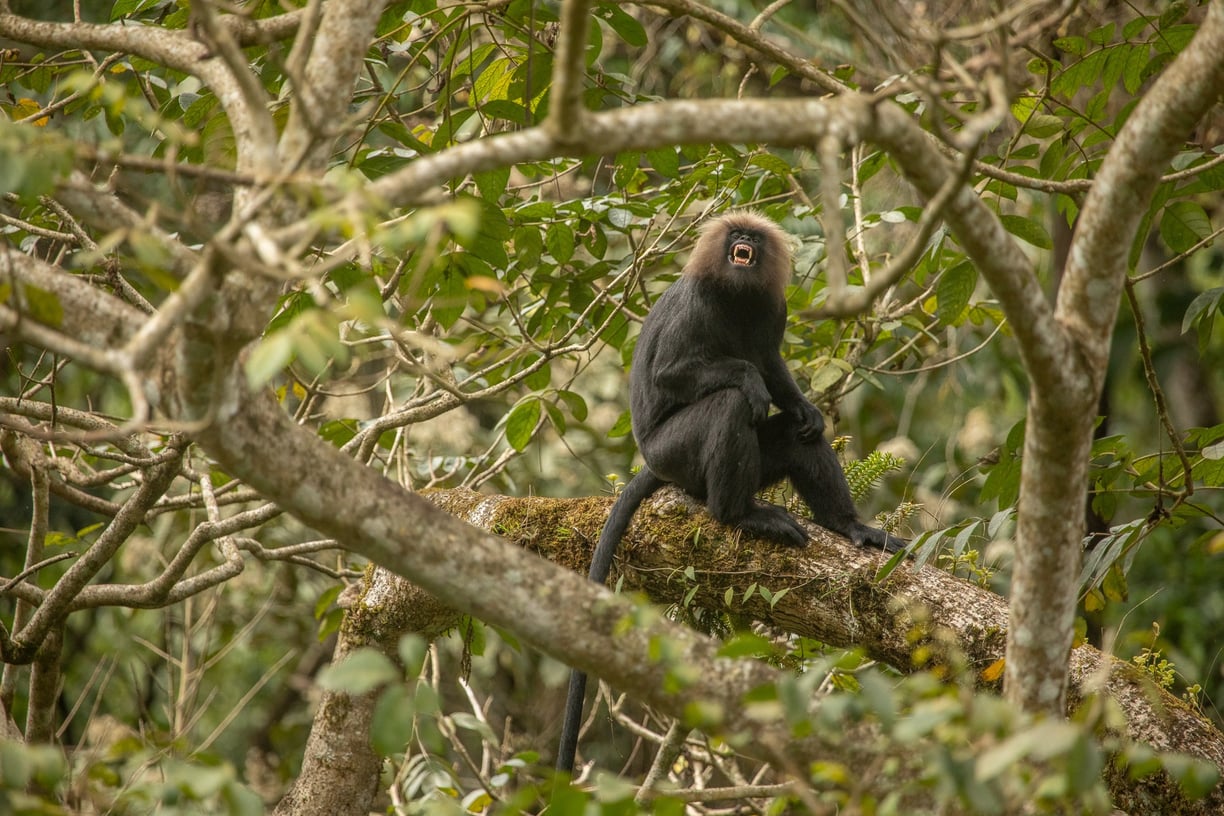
[
  {"left": 843, "top": 447, "right": 906, "bottom": 502},
  {"left": 877, "top": 501, "right": 921, "bottom": 535}
]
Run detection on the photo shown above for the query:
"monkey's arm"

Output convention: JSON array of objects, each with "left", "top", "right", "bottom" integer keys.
[
  {"left": 652, "top": 354, "right": 772, "bottom": 422},
  {"left": 761, "top": 351, "right": 825, "bottom": 439}
]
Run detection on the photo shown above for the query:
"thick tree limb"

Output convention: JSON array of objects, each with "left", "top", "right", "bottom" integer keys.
[{"left": 286, "top": 488, "right": 1224, "bottom": 813}]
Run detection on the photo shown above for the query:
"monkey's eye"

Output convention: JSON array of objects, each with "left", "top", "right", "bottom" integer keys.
[{"left": 729, "top": 240, "right": 756, "bottom": 266}]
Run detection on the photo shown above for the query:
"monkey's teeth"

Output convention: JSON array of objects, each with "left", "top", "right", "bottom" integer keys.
[{"left": 730, "top": 243, "right": 754, "bottom": 265}]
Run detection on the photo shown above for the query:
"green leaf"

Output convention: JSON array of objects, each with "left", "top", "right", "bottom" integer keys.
[
  {"left": 594, "top": 3, "right": 647, "bottom": 47},
  {"left": 245, "top": 331, "right": 295, "bottom": 389},
  {"left": 646, "top": 147, "right": 680, "bottom": 178},
  {"left": 313, "top": 585, "right": 342, "bottom": 620},
  {"left": 1052, "top": 49, "right": 1109, "bottom": 99},
  {"left": 557, "top": 389, "right": 589, "bottom": 421},
  {"left": 608, "top": 410, "right": 632, "bottom": 438},
  {"left": 0, "top": 739, "right": 32, "bottom": 787},
  {"left": 1180, "top": 287, "right": 1222, "bottom": 334},
  {"left": 808, "top": 357, "right": 852, "bottom": 395},
  {"left": 110, "top": 0, "right": 163, "bottom": 20},
  {"left": 1123, "top": 44, "right": 1150, "bottom": 94},
  {"left": 473, "top": 58, "right": 514, "bottom": 104},
  {"left": 452, "top": 712, "right": 499, "bottom": 743},
  {"left": 295, "top": 310, "right": 347, "bottom": 377},
  {"left": 1159, "top": 200, "right": 1212, "bottom": 253},
  {"left": 936, "top": 261, "right": 976, "bottom": 326},
  {"left": 1040, "top": 137, "right": 1066, "bottom": 179},
  {"left": 1053, "top": 35, "right": 1087, "bottom": 55},
  {"left": 130, "top": 229, "right": 176, "bottom": 272},
  {"left": 399, "top": 635, "right": 428, "bottom": 676},
  {"left": 370, "top": 685, "right": 416, "bottom": 756},
  {"left": 748, "top": 152, "right": 793, "bottom": 178},
  {"left": 981, "top": 457, "right": 1022, "bottom": 508},
  {"left": 181, "top": 92, "right": 217, "bottom": 128},
  {"left": 525, "top": 359, "right": 551, "bottom": 390},
  {"left": 0, "top": 122, "right": 74, "bottom": 199},
  {"left": 505, "top": 399, "right": 541, "bottom": 451},
  {"left": 356, "top": 152, "right": 408, "bottom": 180},
  {"left": 544, "top": 401, "right": 566, "bottom": 434},
  {"left": 1088, "top": 22, "right": 1115, "bottom": 46},
  {"left": 548, "top": 780, "right": 588, "bottom": 812},
  {"left": 1102, "top": 563, "right": 1128, "bottom": 602},
  {"left": 1000, "top": 213, "right": 1053, "bottom": 249},
  {"left": 1027, "top": 114, "right": 1068, "bottom": 140},
  {"left": 512, "top": 225, "right": 544, "bottom": 272},
  {"left": 221, "top": 777, "right": 265, "bottom": 816},
  {"left": 317, "top": 647, "right": 399, "bottom": 694},
  {"left": 1159, "top": 2, "right": 1189, "bottom": 28},
  {"left": 717, "top": 632, "right": 774, "bottom": 659},
  {"left": 1161, "top": 753, "right": 1221, "bottom": 799},
  {"left": 546, "top": 221, "right": 575, "bottom": 264},
  {"left": 475, "top": 167, "right": 510, "bottom": 200},
  {"left": 431, "top": 265, "right": 469, "bottom": 330}
]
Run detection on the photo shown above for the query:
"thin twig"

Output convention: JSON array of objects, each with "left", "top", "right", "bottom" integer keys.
[{"left": 1124, "top": 281, "right": 1194, "bottom": 498}]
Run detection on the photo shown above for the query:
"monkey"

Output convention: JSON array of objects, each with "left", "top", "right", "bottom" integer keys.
[{"left": 555, "top": 210, "right": 905, "bottom": 774}]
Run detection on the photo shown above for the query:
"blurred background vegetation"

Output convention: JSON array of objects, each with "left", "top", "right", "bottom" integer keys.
[{"left": 1, "top": 0, "right": 1222, "bottom": 812}]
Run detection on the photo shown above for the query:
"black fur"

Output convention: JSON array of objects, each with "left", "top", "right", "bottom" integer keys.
[{"left": 555, "top": 212, "right": 903, "bottom": 774}]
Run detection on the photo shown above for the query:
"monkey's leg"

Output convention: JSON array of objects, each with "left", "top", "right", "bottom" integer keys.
[
  {"left": 644, "top": 391, "right": 807, "bottom": 546},
  {"left": 758, "top": 416, "right": 903, "bottom": 552}
]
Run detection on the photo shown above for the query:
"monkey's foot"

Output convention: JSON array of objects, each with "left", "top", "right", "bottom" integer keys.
[{"left": 735, "top": 506, "right": 808, "bottom": 547}]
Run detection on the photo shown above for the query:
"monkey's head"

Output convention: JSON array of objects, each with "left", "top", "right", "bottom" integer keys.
[{"left": 686, "top": 211, "right": 792, "bottom": 299}]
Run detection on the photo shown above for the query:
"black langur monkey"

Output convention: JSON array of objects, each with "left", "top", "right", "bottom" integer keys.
[{"left": 555, "top": 211, "right": 904, "bottom": 774}]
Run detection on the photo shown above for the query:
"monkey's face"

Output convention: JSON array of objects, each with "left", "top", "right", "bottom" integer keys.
[{"left": 725, "top": 229, "right": 764, "bottom": 269}]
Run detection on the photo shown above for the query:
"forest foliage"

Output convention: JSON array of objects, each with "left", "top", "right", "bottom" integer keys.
[{"left": 1, "top": 0, "right": 1223, "bottom": 814}]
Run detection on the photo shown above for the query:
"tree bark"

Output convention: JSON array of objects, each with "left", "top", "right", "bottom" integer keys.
[{"left": 283, "top": 487, "right": 1224, "bottom": 814}]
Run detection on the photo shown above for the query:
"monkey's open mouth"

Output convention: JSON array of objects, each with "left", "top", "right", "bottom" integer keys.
[{"left": 729, "top": 242, "right": 755, "bottom": 266}]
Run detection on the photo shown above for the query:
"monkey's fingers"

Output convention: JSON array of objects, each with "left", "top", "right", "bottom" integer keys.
[{"left": 795, "top": 424, "right": 823, "bottom": 442}]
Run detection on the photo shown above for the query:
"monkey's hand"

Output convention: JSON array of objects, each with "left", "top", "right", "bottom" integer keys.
[{"left": 791, "top": 402, "right": 826, "bottom": 441}]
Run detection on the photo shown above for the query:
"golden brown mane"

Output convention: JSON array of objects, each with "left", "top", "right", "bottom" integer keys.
[{"left": 683, "top": 210, "right": 792, "bottom": 299}]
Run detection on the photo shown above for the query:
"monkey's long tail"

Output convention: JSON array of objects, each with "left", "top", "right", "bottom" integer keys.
[{"left": 555, "top": 468, "right": 666, "bottom": 774}]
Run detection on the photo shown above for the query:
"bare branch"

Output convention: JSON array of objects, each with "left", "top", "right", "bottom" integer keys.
[
  {"left": 73, "top": 502, "right": 280, "bottom": 610},
  {"left": 279, "top": 0, "right": 390, "bottom": 173},
  {"left": 2, "top": 442, "right": 185, "bottom": 663},
  {"left": 1124, "top": 281, "right": 1194, "bottom": 499},
  {"left": 816, "top": 134, "right": 849, "bottom": 297},
  {"left": 364, "top": 96, "right": 866, "bottom": 209},
  {"left": 549, "top": 0, "right": 593, "bottom": 141},
  {"left": 632, "top": 0, "right": 846, "bottom": 95},
  {"left": 189, "top": 0, "right": 279, "bottom": 172}
]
